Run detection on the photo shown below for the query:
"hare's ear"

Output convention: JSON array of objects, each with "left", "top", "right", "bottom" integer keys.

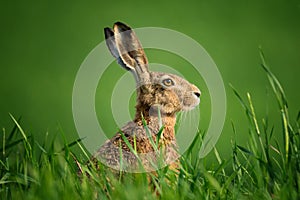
[
  {"left": 104, "top": 27, "right": 129, "bottom": 70},
  {"left": 104, "top": 22, "right": 150, "bottom": 83}
]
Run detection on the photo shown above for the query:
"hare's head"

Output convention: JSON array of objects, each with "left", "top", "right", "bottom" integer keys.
[{"left": 105, "top": 22, "right": 201, "bottom": 117}]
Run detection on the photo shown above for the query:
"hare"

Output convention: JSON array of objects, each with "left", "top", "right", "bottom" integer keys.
[{"left": 91, "top": 22, "right": 201, "bottom": 173}]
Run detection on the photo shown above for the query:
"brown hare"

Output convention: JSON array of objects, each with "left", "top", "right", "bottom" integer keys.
[{"left": 91, "top": 22, "right": 201, "bottom": 173}]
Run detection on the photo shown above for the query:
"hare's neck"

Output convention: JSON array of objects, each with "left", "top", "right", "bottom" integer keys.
[
  {"left": 134, "top": 105, "right": 177, "bottom": 127},
  {"left": 135, "top": 105, "right": 177, "bottom": 144}
]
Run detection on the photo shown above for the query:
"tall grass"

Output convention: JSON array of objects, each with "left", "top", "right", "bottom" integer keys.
[{"left": 0, "top": 52, "right": 299, "bottom": 199}]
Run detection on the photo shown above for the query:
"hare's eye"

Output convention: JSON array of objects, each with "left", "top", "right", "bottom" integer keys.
[{"left": 162, "top": 78, "right": 174, "bottom": 87}]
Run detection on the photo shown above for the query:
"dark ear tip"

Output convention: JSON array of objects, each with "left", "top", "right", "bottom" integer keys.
[
  {"left": 114, "top": 21, "right": 126, "bottom": 26},
  {"left": 114, "top": 21, "right": 131, "bottom": 31},
  {"left": 104, "top": 27, "right": 114, "bottom": 39}
]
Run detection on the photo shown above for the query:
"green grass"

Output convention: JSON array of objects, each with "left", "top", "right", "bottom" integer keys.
[{"left": 0, "top": 53, "right": 299, "bottom": 199}]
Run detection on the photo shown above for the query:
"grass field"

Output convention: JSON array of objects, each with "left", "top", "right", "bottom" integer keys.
[{"left": 0, "top": 53, "right": 299, "bottom": 199}]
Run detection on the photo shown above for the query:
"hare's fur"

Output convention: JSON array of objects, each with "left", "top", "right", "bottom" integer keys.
[{"left": 92, "top": 22, "right": 201, "bottom": 172}]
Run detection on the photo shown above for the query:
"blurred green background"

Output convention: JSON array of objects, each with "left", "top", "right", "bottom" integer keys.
[{"left": 0, "top": 0, "right": 299, "bottom": 159}]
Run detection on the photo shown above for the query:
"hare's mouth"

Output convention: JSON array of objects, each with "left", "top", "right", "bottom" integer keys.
[
  {"left": 181, "top": 93, "right": 200, "bottom": 111},
  {"left": 182, "top": 100, "right": 200, "bottom": 111}
]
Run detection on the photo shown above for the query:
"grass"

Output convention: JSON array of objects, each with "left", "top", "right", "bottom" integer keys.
[{"left": 0, "top": 52, "right": 299, "bottom": 199}]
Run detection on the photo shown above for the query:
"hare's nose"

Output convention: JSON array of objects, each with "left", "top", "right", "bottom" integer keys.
[
  {"left": 194, "top": 91, "right": 201, "bottom": 98},
  {"left": 191, "top": 84, "right": 201, "bottom": 98}
]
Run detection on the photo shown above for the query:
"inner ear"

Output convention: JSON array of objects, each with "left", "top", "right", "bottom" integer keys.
[
  {"left": 104, "top": 27, "right": 133, "bottom": 71},
  {"left": 113, "top": 22, "right": 149, "bottom": 70},
  {"left": 114, "top": 23, "right": 151, "bottom": 85}
]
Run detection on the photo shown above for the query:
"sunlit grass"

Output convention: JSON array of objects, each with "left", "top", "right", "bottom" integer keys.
[{"left": 0, "top": 52, "right": 299, "bottom": 199}]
